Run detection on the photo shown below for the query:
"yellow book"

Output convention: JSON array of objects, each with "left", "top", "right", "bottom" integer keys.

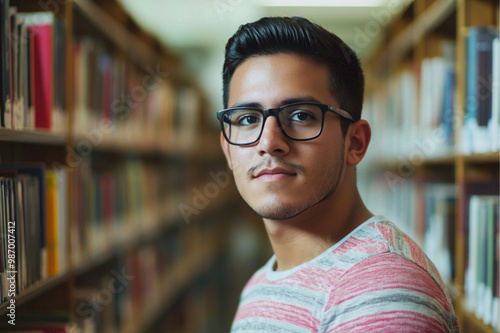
[{"left": 45, "top": 169, "right": 59, "bottom": 277}]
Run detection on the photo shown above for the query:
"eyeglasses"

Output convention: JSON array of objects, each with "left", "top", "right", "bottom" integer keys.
[{"left": 217, "top": 102, "right": 354, "bottom": 146}]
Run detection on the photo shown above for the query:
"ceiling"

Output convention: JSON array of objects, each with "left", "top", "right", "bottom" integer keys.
[{"left": 118, "top": 0, "right": 413, "bottom": 58}]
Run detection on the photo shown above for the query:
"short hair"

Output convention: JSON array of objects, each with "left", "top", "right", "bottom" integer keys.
[{"left": 222, "top": 16, "right": 364, "bottom": 135}]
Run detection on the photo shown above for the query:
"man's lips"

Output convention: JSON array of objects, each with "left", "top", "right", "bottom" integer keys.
[{"left": 253, "top": 167, "right": 297, "bottom": 181}]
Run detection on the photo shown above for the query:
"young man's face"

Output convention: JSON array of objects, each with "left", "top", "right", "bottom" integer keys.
[{"left": 221, "top": 53, "right": 348, "bottom": 220}]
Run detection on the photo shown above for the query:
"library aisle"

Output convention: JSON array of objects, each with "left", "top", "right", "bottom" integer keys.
[
  {"left": 0, "top": 0, "right": 270, "bottom": 332},
  {"left": 0, "top": 0, "right": 498, "bottom": 332}
]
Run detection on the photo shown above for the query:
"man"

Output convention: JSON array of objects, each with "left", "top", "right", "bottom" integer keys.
[{"left": 218, "top": 17, "right": 459, "bottom": 332}]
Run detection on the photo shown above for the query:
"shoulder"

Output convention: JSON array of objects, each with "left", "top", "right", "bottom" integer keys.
[
  {"left": 334, "top": 252, "right": 450, "bottom": 307},
  {"left": 322, "top": 252, "right": 459, "bottom": 332}
]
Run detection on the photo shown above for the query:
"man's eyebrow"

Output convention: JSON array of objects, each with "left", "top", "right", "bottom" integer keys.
[
  {"left": 280, "top": 96, "right": 322, "bottom": 105},
  {"left": 230, "top": 102, "right": 263, "bottom": 108},
  {"left": 230, "top": 96, "right": 323, "bottom": 109}
]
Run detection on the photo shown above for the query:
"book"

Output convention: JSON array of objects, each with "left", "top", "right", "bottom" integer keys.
[
  {"left": 462, "top": 26, "right": 499, "bottom": 154},
  {"left": 45, "top": 169, "right": 58, "bottom": 277},
  {"left": 0, "top": 169, "right": 16, "bottom": 302},
  {"left": 28, "top": 17, "right": 53, "bottom": 130},
  {"left": 491, "top": 36, "right": 499, "bottom": 152},
  {"left": 0, "top": 0, "right": 10, "bottom": 128},
  {"left": 422, "top": 183, "right": 456, "bottom": 283}
]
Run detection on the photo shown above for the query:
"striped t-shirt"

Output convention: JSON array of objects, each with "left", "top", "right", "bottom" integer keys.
[{"left": 230, "top": 216, "right": 459, "bottom": 332}]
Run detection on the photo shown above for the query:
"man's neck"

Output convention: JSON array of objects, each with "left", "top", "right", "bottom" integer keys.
[{"left": 263, "top": 187, "right": 373, "bottom": 272}]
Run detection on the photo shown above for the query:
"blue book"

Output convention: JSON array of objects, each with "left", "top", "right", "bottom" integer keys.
[{"left": 466, "top": 27, "right": 498, "bottom": 126}]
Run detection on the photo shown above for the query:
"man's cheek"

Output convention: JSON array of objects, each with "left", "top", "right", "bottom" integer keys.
[{"left": 230, "top": 158, "right": 247, "bottom": 178}]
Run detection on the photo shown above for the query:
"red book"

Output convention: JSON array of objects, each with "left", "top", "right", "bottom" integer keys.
[{"left": 30, "top": 24, "right": 53, "bottom": 130}]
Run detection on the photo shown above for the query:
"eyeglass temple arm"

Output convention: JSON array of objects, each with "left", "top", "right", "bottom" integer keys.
[{"left": 329, "top": 106, "right": 354, "bottom": 121}]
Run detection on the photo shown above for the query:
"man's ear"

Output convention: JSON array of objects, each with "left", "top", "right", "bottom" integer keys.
[
  {"left": 221, "top": 133, "right": 233, "bottom": 170},
  {"left": 345, "top": 120, "right": 371, "bottom": 166}
]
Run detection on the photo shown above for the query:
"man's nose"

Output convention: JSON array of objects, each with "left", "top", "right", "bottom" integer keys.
[{"left": 256, "top": 116, "right": 290, "bottom": 156}]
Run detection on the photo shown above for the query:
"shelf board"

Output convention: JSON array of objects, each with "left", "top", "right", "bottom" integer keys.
[
  {"left": 460, "top": 152, "right": 500, "bottom": 164},
  {"left": 366, "top": 150, "right": 499, "bottom": 170},
  {"left": 455, "top": 295, "right": 496, "bottom": 333},
  {"left": 0, "top": 273, "right": 69, "bottom": 315},
  {"left": 377, "top": 0, "right": 457, "bottom": 71},
  {"left": 73, "top": 0, "right": 153, "bottom": 66},
  {"left": 71, "top": 132, "right": 223, "bottom": 159},
  {"left": 72, "top": 208, "right": 172, "bottom": 276},
  {"left": 0, "top": 128, "right": 67, "bottom": 145}
]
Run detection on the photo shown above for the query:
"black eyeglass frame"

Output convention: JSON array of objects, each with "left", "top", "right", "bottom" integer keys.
[{"left": 217, "top": 102, "right": 355, "bottom": 146}]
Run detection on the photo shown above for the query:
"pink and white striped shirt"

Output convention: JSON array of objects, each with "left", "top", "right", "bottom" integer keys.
[{"left": 230, "top": 216, "right": 459, "bottom": 332}]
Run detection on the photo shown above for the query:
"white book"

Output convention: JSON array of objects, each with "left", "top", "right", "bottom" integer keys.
[
  {"left": 466, "top": 196, "right": 480, "bottom": 311},
  {"left": 490, "top": 37, "right": 499, "bottom": 152},
  {"left": 55, "top": 168, "right": 67, "bottom": 274}
]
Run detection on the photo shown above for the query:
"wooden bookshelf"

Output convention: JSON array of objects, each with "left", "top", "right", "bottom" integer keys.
[
  {"left": 0, "top": 0, "right": 233, "bottom": 332},
  {"left": 0, "top": 128, "right": 67, "bottom": 145},
  {"left": 362, "top": 0, "right": 499, "bottom": 332}
]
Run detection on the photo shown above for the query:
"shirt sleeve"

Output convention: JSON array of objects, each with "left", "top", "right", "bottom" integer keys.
[{"left": 320, "top": 252, "right": 459, "bottom": 333}]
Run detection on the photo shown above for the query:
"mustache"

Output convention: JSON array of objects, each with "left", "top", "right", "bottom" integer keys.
[{"left": 247, "top": 158, "right": 304, "bottom": 177}]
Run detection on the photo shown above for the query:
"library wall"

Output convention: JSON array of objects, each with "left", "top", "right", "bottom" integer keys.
[{"left": 359, "top": 0, "right": 499, "bottom": 332}]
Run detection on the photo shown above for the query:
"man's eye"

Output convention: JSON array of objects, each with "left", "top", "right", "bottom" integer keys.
[
  {"left": 237, "top": 115, "right": 261, "bottom": 126},
  {"left": 289, "top": 111, "right": 315, "bottom": 122}
]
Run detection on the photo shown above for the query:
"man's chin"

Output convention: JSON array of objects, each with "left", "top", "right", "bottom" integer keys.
[{"left": 250, "top": 202, "right": 307, "bottom": 221}]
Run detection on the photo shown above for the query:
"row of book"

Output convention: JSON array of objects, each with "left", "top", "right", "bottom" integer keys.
[
  {"left": 70, "top": 155, "right": 213, "bottom": 266},
  {"left": 0, "top": 4, "right": 66, "bottom": 132},
  {"left": 71, "top": 156, "right": 166, "bottom": 266},
  {"left": 72, "top": 35, "right": 202, "bottom": 149},
  {"left": 0, "top": 5, "right": 203, "bottom": 150},
  {"left": 73, "top": 38, "right": 176, "bottom": 143},
  {"left": 0, "top": 220, "right": 226, "bottom": 333},
  {"left": 0, "top": 151, "right": 228, "bottom": 305},
  {"left": 0, "top": 165, "right": 67, "bottom": 304},
  {"left": 364, "top": 39, "right": 457, "bottom": 161},
  {"left": 364, "top": 26, "right": 500, "bottom": 161},
  {"left": 465, "top": 194, "right": 499, "bottom": 330}
]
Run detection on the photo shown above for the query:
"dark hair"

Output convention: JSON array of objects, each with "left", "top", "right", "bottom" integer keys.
[{"left": 222, "top": 16, "right": 364, "bottom": 135}]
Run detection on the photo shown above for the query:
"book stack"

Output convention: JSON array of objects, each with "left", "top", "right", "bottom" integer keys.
[
  {"left": 71, "top": 156, "right": 169, "bottom": 266},
  {"left": 364, "top": 40, "right": 457, "bottom": 162},
  {"left": 1, "top": 3, "right": 66, "bottom": 132},
  {"left": 73, "top": 37, "right": 179, "bottom": 149},
  {"left": 0, "top": 164, "right": 68, "bottom": 304}
]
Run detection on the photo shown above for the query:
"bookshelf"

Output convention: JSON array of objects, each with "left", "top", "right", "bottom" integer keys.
[
  {"left": 0, "top": 0, "right": 236, "bottom": 332},
  {"left": 361, "top": 0, "right": 499, "bottom": 332}
]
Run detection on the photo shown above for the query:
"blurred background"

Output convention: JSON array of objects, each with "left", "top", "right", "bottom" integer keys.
[{"left": 0, "top": 0, "right": 498, "bottom": 332}]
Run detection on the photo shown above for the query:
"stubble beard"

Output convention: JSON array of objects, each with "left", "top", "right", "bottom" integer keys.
[{"left": 241, "top": 154, "right": 345, "bottom": 221}]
